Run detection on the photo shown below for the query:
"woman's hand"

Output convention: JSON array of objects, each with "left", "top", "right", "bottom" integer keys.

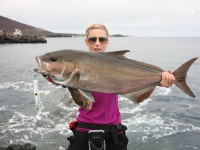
[{"left": 160, "top": 70, "right": 175, "bottom": 88}]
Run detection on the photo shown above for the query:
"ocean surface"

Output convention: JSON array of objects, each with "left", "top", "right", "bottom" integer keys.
[{"left": 0, "top": 37, "right": 200, "bottom": 150}]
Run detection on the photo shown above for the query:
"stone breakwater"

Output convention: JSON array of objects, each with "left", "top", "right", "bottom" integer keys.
[
  {"left": 0, "top": 30, "right": 47, "bottom": 44},
  {"left": 0, "top": 143, "right": 36, "bottom": 150}
]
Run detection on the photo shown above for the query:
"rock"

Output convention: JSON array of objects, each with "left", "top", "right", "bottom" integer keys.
[
  {"left": 0, "top": 143, "right": 36, "bottom": 150},
  {"left": 0, "top": 30, "right": 47, "bottom": 44}
]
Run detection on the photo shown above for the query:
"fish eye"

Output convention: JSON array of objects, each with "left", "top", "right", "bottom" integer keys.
[{"left": 50, "top": 57, "right": 58, "bottom": 62}]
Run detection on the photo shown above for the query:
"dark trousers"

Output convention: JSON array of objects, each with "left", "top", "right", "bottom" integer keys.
[{"left": 67, "top": 130, "right": 128, "bottom": 150}]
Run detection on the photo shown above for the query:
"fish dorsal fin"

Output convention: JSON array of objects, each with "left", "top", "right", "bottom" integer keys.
[
  {"left": 78, "top": 89, "right": 95, "bottom": 102},
  {"left": 107, "top": 50, "right": 130, "bottom": 56},
  {"left": 127, "top": 59, "right": 164, "bottom": 72},
  {"left": 107, "top": 50, "right": 162, "bottom": 72}
]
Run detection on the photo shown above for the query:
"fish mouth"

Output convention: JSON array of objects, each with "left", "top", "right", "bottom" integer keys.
[
  {"left": 34, "top": 68, "right": 52, "bottom": 76},
  {"left": 34, "top": 56, "right": 52, "bottom": 76},
  {"left": 34, "top": 56, "right": 66, "bottom": 82}
]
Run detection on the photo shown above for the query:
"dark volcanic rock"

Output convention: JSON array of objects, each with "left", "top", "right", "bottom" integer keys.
[
  {"left": 0, "top": 143, "right": 36, "bottom": 150},
  {"left": 0, "top": 30, "right": 47, "bottom": 44}
]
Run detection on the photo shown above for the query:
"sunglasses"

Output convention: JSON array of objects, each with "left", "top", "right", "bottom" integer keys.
[{"left": 87, "top": 37, "right": 108, "bottom": 45}]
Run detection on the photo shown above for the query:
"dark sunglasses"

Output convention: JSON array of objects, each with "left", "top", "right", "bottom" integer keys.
[{"left": 87, "top": 37, "right": 108, "bottom": 45}]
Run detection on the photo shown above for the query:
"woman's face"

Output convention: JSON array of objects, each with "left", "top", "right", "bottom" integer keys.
[{"left": 85, "top": 29, "right": 109, "bottom": 52}]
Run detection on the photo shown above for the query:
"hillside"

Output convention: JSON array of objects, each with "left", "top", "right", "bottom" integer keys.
[{"left": 0, "top": 16, "right": 54, "bottom": 36}]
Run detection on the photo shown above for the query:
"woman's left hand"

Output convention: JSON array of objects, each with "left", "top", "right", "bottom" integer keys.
[{"left": 160, "top": 70, "right": 175, "bottom": 88}]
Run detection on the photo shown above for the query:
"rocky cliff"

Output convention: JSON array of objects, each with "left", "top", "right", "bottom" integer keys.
[{"left": 0, "top": 16, "right": 54, "bottom": 36}]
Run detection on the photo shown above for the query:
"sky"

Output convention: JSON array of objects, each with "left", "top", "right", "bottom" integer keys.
[{"left": 1, "top": 0, "right": 200, "bottom": 37}]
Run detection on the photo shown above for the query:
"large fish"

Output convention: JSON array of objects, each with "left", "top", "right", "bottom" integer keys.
[{"left": 34, "top": 49, "right": 198, "bottom": 103}]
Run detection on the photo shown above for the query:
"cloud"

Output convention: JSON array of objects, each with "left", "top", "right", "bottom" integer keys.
[{"left": 1, "top": 0, "right": 200, "bottom": 37}]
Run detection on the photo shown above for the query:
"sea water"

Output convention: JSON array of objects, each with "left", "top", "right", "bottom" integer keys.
[{"left": 0, "top": 37, "right": 200, "bottom": 150}]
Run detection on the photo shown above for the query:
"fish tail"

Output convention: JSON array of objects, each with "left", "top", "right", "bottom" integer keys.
[{"left": 172, "top": 57, "right": 198, "bottom": 98}]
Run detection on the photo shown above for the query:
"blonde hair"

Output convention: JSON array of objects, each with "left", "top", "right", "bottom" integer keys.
[{"left": 85, "top": 23, "right": 109, "bottom": 38}]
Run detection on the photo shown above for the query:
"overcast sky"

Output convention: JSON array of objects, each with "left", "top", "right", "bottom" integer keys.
[{"left": 1, "top": 0, "right": 200, "bottom": 37}]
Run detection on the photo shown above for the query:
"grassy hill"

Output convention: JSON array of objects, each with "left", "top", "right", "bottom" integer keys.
[{"left": 0, "top": 16, "right": 54, "bottom": 36}]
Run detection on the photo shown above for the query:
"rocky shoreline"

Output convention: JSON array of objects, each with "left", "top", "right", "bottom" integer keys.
[
  {"left": 0, "top": 30, "right": 47, "bottom": 44},
  {"left": 0, "top": 143, "right": 36, "bottom": 150}
]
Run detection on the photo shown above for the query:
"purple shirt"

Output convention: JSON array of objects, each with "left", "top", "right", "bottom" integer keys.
[{"left": 77, "top": 92, "right": 121, "bottom": 125}]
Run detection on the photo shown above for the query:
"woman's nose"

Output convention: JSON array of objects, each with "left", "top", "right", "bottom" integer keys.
[{"left": 95, "top": 39, "right": 101, "bottom": 45}]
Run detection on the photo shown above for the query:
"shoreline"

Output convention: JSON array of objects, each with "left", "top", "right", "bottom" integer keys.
[{"left": 0, "top": 30, "right": 47, "bottom": 44}]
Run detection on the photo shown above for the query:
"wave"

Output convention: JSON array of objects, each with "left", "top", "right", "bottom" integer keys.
[
  {"left": 0, "top": 81, "right": 33, "bottom": 91},
  {"left": 153, "top": 86, "right": 172, "bottom": 96},
  {"left": 119, "top": 96, "right": 200, "bottom": 143}
]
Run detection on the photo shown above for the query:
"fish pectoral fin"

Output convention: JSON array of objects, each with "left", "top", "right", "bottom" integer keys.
[
  {"left": 78, "top": 89, "right": 95, "bottom": 102},
  {"left": 123, "top": 85, "right": 156, "bottom": 104}
]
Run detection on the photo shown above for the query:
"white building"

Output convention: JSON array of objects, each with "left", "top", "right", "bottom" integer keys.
[{"left": 13, "top": 29, "right": 22, "bottom": 36}]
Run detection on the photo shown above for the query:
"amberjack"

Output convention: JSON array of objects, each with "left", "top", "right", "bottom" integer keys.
[{"left": 34, "top": 49, "right": 198, "bottom": 103}]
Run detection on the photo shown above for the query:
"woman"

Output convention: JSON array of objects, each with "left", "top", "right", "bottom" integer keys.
[{"left": 66, "top": 24, "right": 175, "bottom": 150}]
